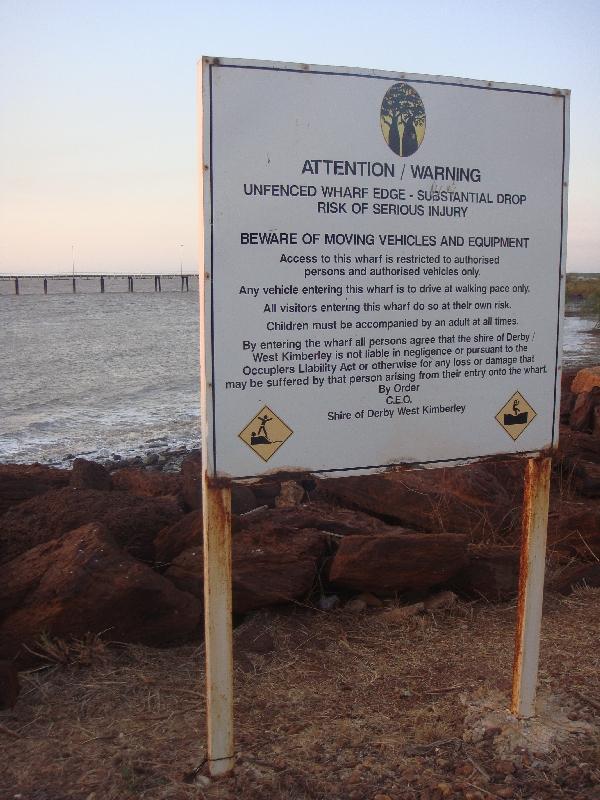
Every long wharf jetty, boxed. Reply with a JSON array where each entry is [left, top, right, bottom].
[[0, 273, 199, 296]]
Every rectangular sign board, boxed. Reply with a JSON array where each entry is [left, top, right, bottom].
[[199, 58, 569, 479]]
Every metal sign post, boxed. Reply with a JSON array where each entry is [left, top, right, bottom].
[[511, 456, 552, 718], [201, 478, 234, 776]]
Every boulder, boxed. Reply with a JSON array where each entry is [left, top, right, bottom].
[[0, 660, 20, 709], [111, 467, 183, 498], [548, 499, 600, 558], [0, 537, 59, 617], [70, 458, 112, 491], [317, 465, 516, 539], [156, 501, 389, 569], [232, 483, 258, 515], [233, 528, 326, 612], [572, 460, 600, 498], [249, 472, 315, 508], [251, 480, 282, 508], [0, 463, 70, 517], [236, 501, 388, 537], [166, 528, 328, 613], [275, 481, 305, 508], [452, 546, 520, 601], [484, 459, 525, 508], [180, 451, 203, 510], [0, 487, 183, 566], [571, 366, 600, 395], [549, 562, 600, 594], [0, 523, 202, 662], [329, 532, 468, 593], [560, 367, 579, 423], [556, 424, 600, 465], [569, 386, 600, 432], [553, 425, 600, 499], [154, 511, 202, 567]]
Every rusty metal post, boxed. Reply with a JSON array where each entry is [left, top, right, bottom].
[[202, 479, 234, 776], [511, 455, 552, 718]]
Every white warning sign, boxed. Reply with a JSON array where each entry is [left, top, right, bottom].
[[199, 57, 569, 479]]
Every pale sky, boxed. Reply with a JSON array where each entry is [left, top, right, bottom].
[[1, 0, 599, 274]]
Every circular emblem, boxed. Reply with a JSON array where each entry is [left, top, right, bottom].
[[380, 82, 426, 157]]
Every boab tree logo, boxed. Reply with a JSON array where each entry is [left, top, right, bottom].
[[380, 82, 426, 157]]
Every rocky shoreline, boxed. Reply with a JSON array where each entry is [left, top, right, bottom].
[[1, 366, 600, 706]]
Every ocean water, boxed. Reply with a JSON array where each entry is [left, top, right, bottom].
[[0, 292, 201, 465], [0, 293, 598, 465]]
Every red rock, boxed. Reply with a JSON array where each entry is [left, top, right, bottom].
[[593, 405, 600, 436], [329, 532, 468, 593], [154, 511, 202, 567], [560, 367, 579, 423], [557, 424, 600, 464], [0, 487, 183, 566], [317, 465, 515, 539], [484, 459, 524, 508], [234, 527, 326, 612], [0, 463, 69, 517], [236, 501, 389, 537], [0, 537, 59, 616], [164, 547, 202, 597], [452, 546, 520, 601], [571, 366, 600, 394], [180, 451, 203, 510], [549, 562, 600, 594], [573, 460, 600, 497], [245, 475, 316, 509], [553, 425, 600, 499], [111, 467, 183, 498], [166, 528, 328, 613], [548, 499, 600, 558], [0, 523, 202, 662], [251, 480, 282, 507], [156, 501, 389, 570], [232, 483, 258, 515], [275, 481, 305, 507], [569, 386, 600, 432], [0, 660, 20, 709], [70, 458, 112, 491]]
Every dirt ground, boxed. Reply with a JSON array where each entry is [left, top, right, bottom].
[[1, 589, 599, 800]]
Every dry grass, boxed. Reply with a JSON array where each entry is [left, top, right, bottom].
[[1, 590, 599, 800]]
